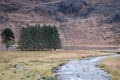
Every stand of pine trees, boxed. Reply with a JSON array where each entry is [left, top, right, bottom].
[[18, 24, 61, 51]]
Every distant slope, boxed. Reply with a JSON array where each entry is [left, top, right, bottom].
[[0, 0, 120, 46]]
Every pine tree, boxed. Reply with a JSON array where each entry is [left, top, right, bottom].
[[18, 27, 30, 50], [51, 26, 61, 50], [1, 28, 15, 50]]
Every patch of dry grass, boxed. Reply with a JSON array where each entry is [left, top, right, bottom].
[[98, 56, 120, 80], [0, 50, 112, 80]]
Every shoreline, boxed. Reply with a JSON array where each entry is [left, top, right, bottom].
[[56, 54, 120, 80]]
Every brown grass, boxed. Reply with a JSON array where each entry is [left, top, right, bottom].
[[98, 56, 120, 80], [0, 50, 112, 80]]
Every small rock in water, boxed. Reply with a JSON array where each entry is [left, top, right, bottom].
[[97, 72, 99, 74], [77, 74, 80, 77], [82, 68, 86, 72]]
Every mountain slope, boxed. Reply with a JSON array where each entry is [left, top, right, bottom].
[[0, 0, 120, 46]]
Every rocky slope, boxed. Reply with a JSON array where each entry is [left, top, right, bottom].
[[0, 0, 120, 46]]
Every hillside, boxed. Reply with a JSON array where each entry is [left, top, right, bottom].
[[0, 0, 120, 46]]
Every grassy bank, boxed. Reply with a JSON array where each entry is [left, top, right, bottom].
[[97, 56, 120, 80], [0, 50, 111, 80]]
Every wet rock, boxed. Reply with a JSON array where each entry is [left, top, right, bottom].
[[77, 74, 80, 77], [52, 67, 59, 73], [48, 77, 54, 80]]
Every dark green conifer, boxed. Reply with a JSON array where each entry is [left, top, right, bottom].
[[1, 28, 15, 50]]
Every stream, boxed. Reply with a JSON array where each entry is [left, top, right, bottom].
[[56, 54, 120, 80]]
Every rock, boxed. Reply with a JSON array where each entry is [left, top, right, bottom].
[[48, 77, 54, 80], [12, 64, 25, 70], [37, 75, 46, 80], [13, 64, 17, 68], [77, 74, 80, 77]]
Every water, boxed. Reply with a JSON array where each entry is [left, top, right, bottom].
[[56, 54, 120, 80]]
